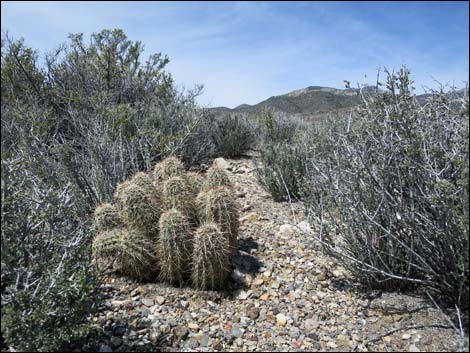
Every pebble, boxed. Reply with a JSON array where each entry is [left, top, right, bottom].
[[276, 313, 287, 327], [77, 159, 462, 353], [141, 298, 154, 307]]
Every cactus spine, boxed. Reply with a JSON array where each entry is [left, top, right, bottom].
[[92, 156, 240, 290], [94, 203, 122, 232], [157, 208, 192, 285], [196, 187, 239, 254], [191, 222, 231, 290]]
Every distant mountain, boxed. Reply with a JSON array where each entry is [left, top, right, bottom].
[[208, 86, 467, 120], [209, 86, 377, 120]]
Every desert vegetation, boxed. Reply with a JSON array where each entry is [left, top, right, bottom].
[[1, 27, 468, 352], [256, 68, 469, 311]]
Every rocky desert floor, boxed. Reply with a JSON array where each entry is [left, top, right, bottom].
[[73, 157, 468, 352]]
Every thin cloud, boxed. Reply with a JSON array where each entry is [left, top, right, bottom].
[[2, 1, 468, 107]]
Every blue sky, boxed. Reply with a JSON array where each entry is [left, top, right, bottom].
[[2, 1, 469, 108]]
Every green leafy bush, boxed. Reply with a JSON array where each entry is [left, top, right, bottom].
[[302, 68, 469, 308], [1, 158, 101, 352]]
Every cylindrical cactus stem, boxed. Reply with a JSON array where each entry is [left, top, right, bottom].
[[118, 228, 158, 281], [92, 228, 122, 261], [92, 228, 157, 280], [157, 208, 193, 285], [203, 164, 233, 190], [118, 183, 162, 237], [153, 156, 185, 183], [162, 176, 197, 224], [196, 187, 239, 255], [184, 171, 204, 197], [191, 222, 231, 290], [131, 171, 162, 200], [94, 203, 122, 232]]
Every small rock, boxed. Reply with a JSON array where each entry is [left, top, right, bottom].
[[326, 341, 338, 349], [409, 344, 420, 352], [173, 326, 189, 340], [213, 339, 223, 350], [279, 224, 295, 235], [98, 345, 113, 352], [188, 322, 199, 330], [252, 277, 264, 286], [213, 157, 231, 170], [234, 289, 251, 300], [231, 324, 244, 338], [155, 296, 166, 305], [304, 318, 319, 331], [113, 326, 126, 336], [402, 333, 411, 340], [298, 221, 311, 233], [240, 212, 259, 223], [110, 337, 123, 348], [199, 333, 210, 347], [141, 298, 154, 307], [247, 306, 259, 320], [260, 293, 269, 301], [276, 313, 287, 326]]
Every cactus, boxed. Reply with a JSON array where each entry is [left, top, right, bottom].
[[92, 157, 241, 290], [114, 180, 131, 212], [153, 156, 184, 183], [157, 208, 192, 285], [184, 171, 204, 196], [119, 228, 157, 281], [162, 176, 197, 223], [92, 228, 122, 261], [191, 222, 231, 290], [118, 183, 162, 236], [203, 164, 232, 190], [93, 228, 157, 280], [131, 171, 161, 200], [196, 187, 239, 254], [94, 203, 122, 231]]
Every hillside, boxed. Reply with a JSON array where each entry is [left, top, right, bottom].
[[209, 86, 375, 119], [209, 86, 467, 120]]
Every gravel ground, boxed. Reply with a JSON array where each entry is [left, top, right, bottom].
[[74, 157, 468, 352]]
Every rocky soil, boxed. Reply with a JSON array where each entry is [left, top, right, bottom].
[[75, 157, 468, 352]]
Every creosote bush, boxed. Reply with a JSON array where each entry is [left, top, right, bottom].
[[92, 156, 238, 289]]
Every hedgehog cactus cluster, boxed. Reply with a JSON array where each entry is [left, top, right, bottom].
[[92, 157, 239, 289]]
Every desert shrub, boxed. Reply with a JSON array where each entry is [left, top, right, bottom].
[[212, 114, 255, 157], [255, 140, 308, 201], [253, 109, 300, 145], [1, 157, 101, 352], [1, 30, 212, 211], [302, 68, 469, 308]]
